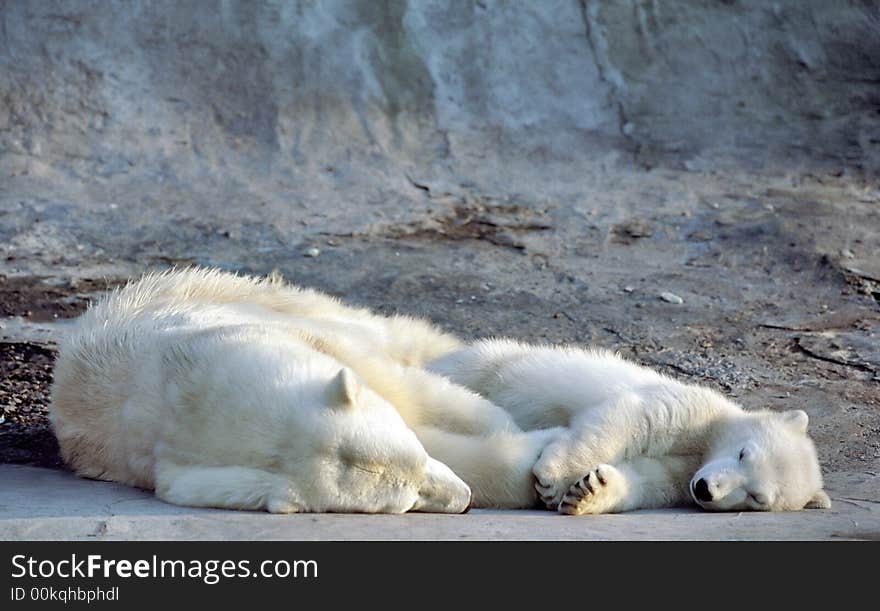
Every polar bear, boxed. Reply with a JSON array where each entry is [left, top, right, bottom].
[[50, 268, 559, 513], [427, 339, 831, 514]]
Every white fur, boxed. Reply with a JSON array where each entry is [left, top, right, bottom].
[[428, 339, 830, 514], [50, 269, 559, 513]]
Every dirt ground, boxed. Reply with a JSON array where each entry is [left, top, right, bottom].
[[1, 166, 878, 492]]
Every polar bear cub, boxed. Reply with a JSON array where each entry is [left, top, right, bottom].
[[51, 269, 558, 513], [428, 339, 831, 514]]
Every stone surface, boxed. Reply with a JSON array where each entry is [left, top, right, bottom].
[[2, 1, 878, 179], [1, 466, 878, 541]]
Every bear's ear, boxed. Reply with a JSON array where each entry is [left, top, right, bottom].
[[804, 489, 831, 509], [780, 409, 809, 434], [325, 368, 359, 409]]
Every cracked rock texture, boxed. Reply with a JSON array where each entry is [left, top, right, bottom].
[[0, 1, 878, 532], [3, 1, 879, 186]]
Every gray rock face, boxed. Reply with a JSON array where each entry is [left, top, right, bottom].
[[1, 0, 877, 181]]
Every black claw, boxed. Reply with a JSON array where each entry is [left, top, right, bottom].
[[560, 502, 581, 515]]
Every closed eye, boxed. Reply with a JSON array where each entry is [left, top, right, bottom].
[[352, 464, 384, 476]]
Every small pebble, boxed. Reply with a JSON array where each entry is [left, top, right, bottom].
[[840, 248, 854, 259], [303, 247, 320, 258], [623, 285, 634, 293], [660, 291, 684, 304]]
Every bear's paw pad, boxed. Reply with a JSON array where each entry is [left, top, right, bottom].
[[533, 463, 568, 509], [558, 464, 623, 515]]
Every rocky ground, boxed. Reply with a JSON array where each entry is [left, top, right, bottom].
[[1, 164, 878, 490]]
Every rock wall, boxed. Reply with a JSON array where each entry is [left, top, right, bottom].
[[1, 0, 878, 183]]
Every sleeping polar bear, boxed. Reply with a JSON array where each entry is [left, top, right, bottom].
[[428, 339, 831, 514], [51, 267, 829, 514], [50, 268, 559, 513]]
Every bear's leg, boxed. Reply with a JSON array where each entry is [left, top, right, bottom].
[[532, 423, 622, 507], [401, 367, 523, 435], [155, 463, 302, 513], [558, 455, 701, 515], [531, 393, 656, 507], [414, 425, 565, 508]]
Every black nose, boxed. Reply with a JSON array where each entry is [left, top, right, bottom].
[[693, 478, 713, 503]]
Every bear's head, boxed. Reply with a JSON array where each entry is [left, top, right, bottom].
[[280, 368, 472, 514], [689, 410, 830, 511]]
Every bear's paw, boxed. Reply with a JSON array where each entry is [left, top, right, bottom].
[[558, 464, 626, 515]]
